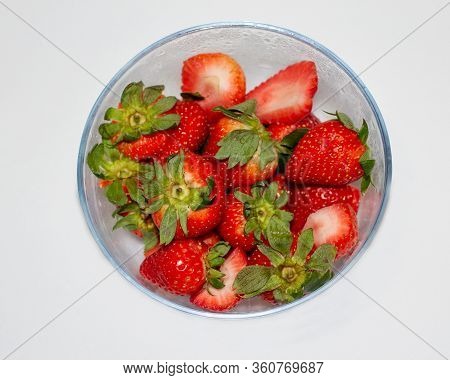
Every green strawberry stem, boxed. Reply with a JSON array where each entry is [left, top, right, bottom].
[[99, 82, 180, 144], [233, 228, 337, 303], [87, 142, 140, 180], [144, 151, 214, 245], [213, 100, 286, 170], [112, 202, 159, 251], [205, 242, 231, 290], [323, 110, 375, 193], [234, 181, 293, 254]]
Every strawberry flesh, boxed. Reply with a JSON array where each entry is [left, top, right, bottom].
[[246, 61, 318, 124], [182, 53, 246, 121], [190, 247, 247, 311], [303, 203, 358, 258], [289, 185, 361, 233]]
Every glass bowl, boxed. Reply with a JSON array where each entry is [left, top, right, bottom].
[[77, 22, 392, 318]]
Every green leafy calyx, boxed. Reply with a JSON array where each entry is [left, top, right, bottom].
[[87, 142, 140, 180], [145, 151, 214, 245], [214, 101, 283, 170], [205, 242, 231, 290], [234, 229, 337, 303], [99, 82, 180, 144], [234, 181, 293, 254], [112, 202, 159, 251]]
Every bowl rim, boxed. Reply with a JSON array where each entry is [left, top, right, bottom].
[[77, 22, 392, 319]]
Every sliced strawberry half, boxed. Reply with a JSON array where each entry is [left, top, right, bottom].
[[289, 185, 361, 234], [303, 203, 358, 259], [246, 61, 318, 124], [190, 247, 247, 311], [182, 53, 246, 121]]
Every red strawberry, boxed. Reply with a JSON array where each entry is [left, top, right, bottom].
[[203, 101, 281, 188], [218, 194, 255, 251], [140, 239, 208, 295], [272, 174, 288, 192], [218, 181, 293, 253], [215, 159, 278, 189], [118, 100, 209, 161], [289, 186, 361, 233], [150, 151, 224, 244], [285, 116, 374, 190], [303, 203, 358, 258], [181, 53, 246, 121], [116, 131, 168, 161], [191, 247, 247, 311], [248, 249, 276, 303], [267, 114, 321, 142], [246, 61, 318, 124]]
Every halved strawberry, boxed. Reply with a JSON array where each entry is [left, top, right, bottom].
[[303, 203, 358, 258], [289, 186, 361, 234], [246, 61, 318, 124], [182, 53, 246, 121], [191, 247, 247, 311]]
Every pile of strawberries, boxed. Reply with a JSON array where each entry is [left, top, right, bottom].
[[87, 52, 374, 311]]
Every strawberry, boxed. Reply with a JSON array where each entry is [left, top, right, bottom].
[[234, 229, 336, 303], [116, 131, 168, 161], [246, 61, 318, 124], [289, 186, 361, 234], [285, 112, 375, 192], [218, 181, 293, 253], [303, 203, 358, 258], [117, 100, 209, 161], [217, 194, 255, 251], [97, 82, 180, 156], [96, 82, 209, 161], [267, 114, 321, 142], [164, 101, 209, 152], [181, 53, 246, 121], [149, 151, 224, 244], [203, 100, 284, 188], [191, 247, 247, 311], [140, 239, 207, 295]]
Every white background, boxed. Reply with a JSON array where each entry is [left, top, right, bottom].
[[0, 0, 449, 360]]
